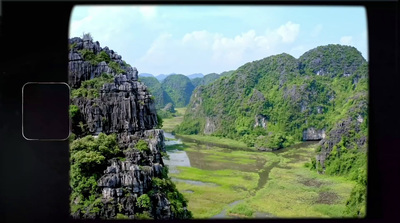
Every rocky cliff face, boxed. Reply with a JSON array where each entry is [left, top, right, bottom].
[[316, 91, 368, 169], [69, 37, 138, 88], [69, 36, 190, 219], [71, 74, 158, 147], [94, 129, 175, 220], [303, 127, 325, 141]]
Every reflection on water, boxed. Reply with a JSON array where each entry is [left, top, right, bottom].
[[163, 147, 190, 174], [163, 132, 266, 172], [164, 132, 182, 146], [164, 132, 176, 139]]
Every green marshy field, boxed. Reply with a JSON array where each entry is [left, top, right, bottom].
[[161, 107, 186, 132], [162, 109, 356, 218], [164, 139, 355, 218]]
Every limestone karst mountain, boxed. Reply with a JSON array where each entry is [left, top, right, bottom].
[[175, 44, 368, 215], [138, 76, 173, 110], [68, 35, 191, 220], [177, 44, 367, 154]]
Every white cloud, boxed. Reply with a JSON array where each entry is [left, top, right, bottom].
[[70, 6, 134, 39], [135, 21, 301, 74], [69, 6, 165, 70], [277, 21, 300, 43], [182, 30, 218, 49], [340, 36, 353, 45]]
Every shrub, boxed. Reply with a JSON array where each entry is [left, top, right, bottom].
[[345, 183, 366, 217], [309, 157, 317, 170], [97, 51, 110, 63], [227, 203, 254, 217], [116, 213, 130, 219], [175, 119, 200, 135], [69, 42, 77, 50], [156, 114, 163, 128], [69, 105, 80, 118], [78, 48, 112, 66], [135, 212, 152, 219], [265, 132, 287, 149], [70, 133, 122, 215], [71, 73, 114, 99], [136, 194, 151, 209], [78, 49, 97, 65], [109, 61, 124, 74], [136, 139, 149, 152]]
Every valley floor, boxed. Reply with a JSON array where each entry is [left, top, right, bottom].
[[161, 113, 356, 218], [161, 107, 186, 132], [165, 141, 355, 218]]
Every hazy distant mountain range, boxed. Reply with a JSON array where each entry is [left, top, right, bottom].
[[139, 73, 204, 82]]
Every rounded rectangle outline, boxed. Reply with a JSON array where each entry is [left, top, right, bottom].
[[22, 82, 72, 141]]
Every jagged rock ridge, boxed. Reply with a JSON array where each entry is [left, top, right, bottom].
[[71, 74, 158, 145], [69, 36, 190, 219], [69, 36, 137, 88]]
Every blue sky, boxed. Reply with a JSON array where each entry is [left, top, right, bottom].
[[69, 5, 368, 76]]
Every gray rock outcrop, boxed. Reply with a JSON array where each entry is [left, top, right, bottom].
[[315, 90, 368, 170], [162, 103, 175, 113], [303, 127, 325, 141], [316, 116, 366, 169], [96, 138, 173, 219], [71, 74, 158, 146], [204, 116, 218, 135], [254, 114, 268, 129], [68, 37, 137, 88]]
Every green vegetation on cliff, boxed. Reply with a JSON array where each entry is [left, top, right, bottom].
[[69, 134, 192, 219], [175, 44, 368, 217], [139, 76, 173, 109], [161, 74, 195, 108], [71, 73, 114, 99], [177, 45, 366, 148], [78, 49, 111, 66], [192, 73, 221, 87], [70, 133, 122, 215], [140, 72, 230, 110]]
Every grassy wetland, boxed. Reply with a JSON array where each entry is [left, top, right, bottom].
[[162, 111, 356, 219]]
